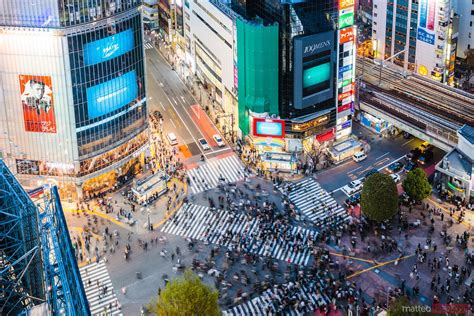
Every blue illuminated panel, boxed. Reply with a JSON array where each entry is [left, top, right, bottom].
[[87, 70, 138, 119], [256, 121, 283, 137], [83, 29, 134, 66]]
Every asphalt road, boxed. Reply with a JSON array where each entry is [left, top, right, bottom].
[[145, 43, 232, 164]]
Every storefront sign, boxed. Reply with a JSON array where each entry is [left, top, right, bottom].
[[338, 91, 352, 101], [292, 115, 328, 132], [340, 27, 354, 44], [339, 10, 354, 29], [339, 0, 355, 10], [338, 103, 351, 113], [46, 162, 74, 171], [338, 64, 353, 74], [253, 118, 285, 138]]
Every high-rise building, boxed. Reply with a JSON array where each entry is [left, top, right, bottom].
[[232, 0, 355, 153], [143, 0, 160, 30], [372, 0, 458, 85], [0, 0, 149, 199], [454, 0, 474, 59]]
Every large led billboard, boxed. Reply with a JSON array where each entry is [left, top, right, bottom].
[[87, 70, 138, 120], [83, 29, 135, 66], [303, 63, 331, 96], [253, 118, 285, 138], [293, 31, 335, 109], [417, 0, 435, 45], [19, 75, 56, 133]]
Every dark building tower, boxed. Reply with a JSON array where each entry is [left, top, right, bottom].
[[234, 0, 355, 153]]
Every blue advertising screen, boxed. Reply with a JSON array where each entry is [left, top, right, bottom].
[[256, 121, 283, 137], [83, 29, 134, 66], [87, 70, 138, 119], [303, 62, 331, 88]]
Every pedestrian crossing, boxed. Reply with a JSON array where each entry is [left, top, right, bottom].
[[277, 177, 350, 227], [161, 203, 316, 266], [144, 42, 154, 50], [80, 260, 122, 316], [222, 282, 329, 316], [187, 155, 249, 194]]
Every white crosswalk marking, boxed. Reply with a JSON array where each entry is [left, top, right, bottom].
[[80, 261, 122, 316], [277, 177, 349, 227], [162, 203, 315, 266], [144, 42, 153, 50], [222, 281, 329, 316], [187, 155, 249, 194]]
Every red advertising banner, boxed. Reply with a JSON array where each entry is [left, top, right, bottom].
[[340, 27, 354, 44], [339, 0, 355, 10], [338, 91, 353, 101], [338, 103, 352, 112], [19, 75, 56, 133]]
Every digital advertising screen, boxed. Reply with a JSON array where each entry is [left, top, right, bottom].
[[87, 70, 138, 120], [253, 118, 285, 138], [19, 75, 56, 133], [83, 29, 135, 66], [293, 31, 335, 109], [303, 62, 331, 96]]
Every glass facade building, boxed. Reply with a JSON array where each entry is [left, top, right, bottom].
[[0, 1, 148, 198]]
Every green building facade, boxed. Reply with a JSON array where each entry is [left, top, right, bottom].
[[236, 18, 279, 136]]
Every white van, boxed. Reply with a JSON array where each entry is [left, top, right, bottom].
[[167, 133, 178, 146], [352, 151, 367, 162]]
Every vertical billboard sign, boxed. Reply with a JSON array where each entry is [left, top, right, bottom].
[[417, 0, 435, 45], [339, 0, 355, 10], [19, 75, 56, 133]]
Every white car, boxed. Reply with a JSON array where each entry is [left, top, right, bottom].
[[390, 173, 401, 183], [342, 180, 363, 196], [213, 134, 225, 147], [198, 138, 210, 151], [352, 151, 367, 162]]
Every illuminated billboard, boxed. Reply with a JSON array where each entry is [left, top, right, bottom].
[[83, 29, 135, 66], [253, 118, 285, 138], [339, 10, 354, 29], [293, 31, 335, 109], [19, 75, 56, 133], [339, 0, 355, 10], [417, 0, 435, 45], [87, 70, 138, 119], [340, 27, 354, 44]]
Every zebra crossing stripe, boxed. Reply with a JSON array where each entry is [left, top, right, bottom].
[[162, 204, 315, 266], [187, 156, 248, 194], [144, 42, 154, 49], [80, 261, 122, 316], [277, 177, 349, 227]]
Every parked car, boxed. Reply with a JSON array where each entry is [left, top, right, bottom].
[[417, 150, 433, 165], [345, 192, 361, 207], [404, 161, 417, 172], [352, 151, 367, 162], [390, 173, 401, 183], [386, 161, 404, 173], [364, 169, 379, 180], [342, 180, 364, 196], [198, 138, 210, 151], [213, 134, 225, 147]]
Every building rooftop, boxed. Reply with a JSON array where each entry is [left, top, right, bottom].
[[442, 148, 473, 179], [459, 124, 474, 145]]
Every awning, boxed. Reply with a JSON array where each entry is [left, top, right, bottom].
[[316, 129, 335, 143]]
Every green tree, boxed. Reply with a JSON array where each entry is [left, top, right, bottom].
[[147, 270, 220, 316], [361, 173, 398, 222], [402, 168, 432, 202]]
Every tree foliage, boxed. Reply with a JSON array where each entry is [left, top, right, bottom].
[[361, 173, 398, 222], [148, 270, 220, 316], [402, 168, 432, 202]]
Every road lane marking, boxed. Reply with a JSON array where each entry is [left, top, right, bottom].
[[376, 152, 389, 160], [373, 157, 390, 167], [347, 166, 362, 174], [402, 138, 414, 146]]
